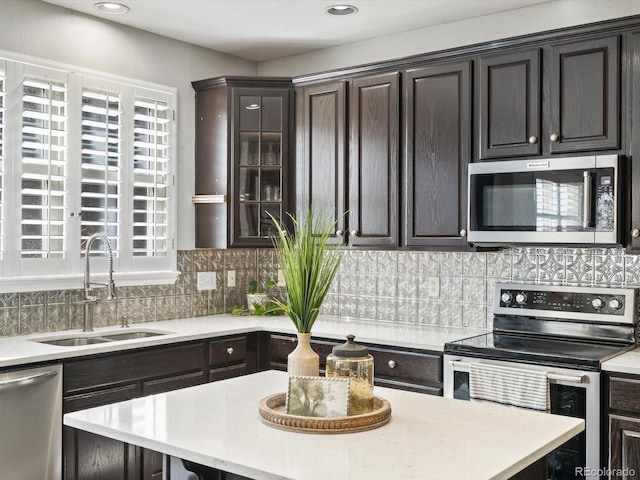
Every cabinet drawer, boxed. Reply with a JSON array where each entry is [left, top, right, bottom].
[[64, 343, 205, 394], [142, 371, 207, 396], [64, 383, 138, 413], [209, 336, 247, 366], [609, 376, 640, 415], [369, 347, 442, 385], [268, 334, 297, 363], [210, 364, 249, 382]]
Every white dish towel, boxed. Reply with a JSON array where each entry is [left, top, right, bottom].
[[469, 362, 549, 411]]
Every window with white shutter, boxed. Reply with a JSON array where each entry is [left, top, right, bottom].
[[81, 89, 121, 256], [20, 77, 68, 260], [132, 95, 170, 258], [0, 53, 177, 292]]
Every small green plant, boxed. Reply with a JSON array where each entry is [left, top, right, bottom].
[[230, 304, 283, 316], [268, 208, 345, 333], [249, 279, 278, 294]]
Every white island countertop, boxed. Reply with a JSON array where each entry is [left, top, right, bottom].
[[64, 370, 584, 480]]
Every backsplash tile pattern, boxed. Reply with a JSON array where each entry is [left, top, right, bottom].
[[324, 247, 640, 330], [0, 247, 639, 338]]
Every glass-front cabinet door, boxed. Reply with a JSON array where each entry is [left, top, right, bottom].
[[232, 87, 290, 246]]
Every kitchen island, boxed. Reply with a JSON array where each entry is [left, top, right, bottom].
[[64, 370, 583, 480]]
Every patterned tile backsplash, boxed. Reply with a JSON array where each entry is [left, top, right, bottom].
[[1, 247, 639, 337]]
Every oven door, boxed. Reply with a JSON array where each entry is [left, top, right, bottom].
[[443, 354, 600, 478], [467, 154, 621, 246]]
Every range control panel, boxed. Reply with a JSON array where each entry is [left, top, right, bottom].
[[494, 283, 637, 324]]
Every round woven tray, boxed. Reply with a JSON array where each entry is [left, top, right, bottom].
[[258, 393, 391, 434]]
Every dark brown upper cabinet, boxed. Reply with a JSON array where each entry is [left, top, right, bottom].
[[479, 49, 541, 159], [548, 35, 620, 154], [348, 72, 400, 247], [296, 74, 400, 247], [478, 35, 620, 160], [192, 77, 293, 248], [404, 61, 472, 248], [626, 29, 640, 253], [295, 81, 348, 237]]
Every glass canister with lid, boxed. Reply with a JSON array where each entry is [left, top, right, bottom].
[[325, 335, 374, 415]]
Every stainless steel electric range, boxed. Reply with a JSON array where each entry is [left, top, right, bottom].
[[444, 283, 638, 480]]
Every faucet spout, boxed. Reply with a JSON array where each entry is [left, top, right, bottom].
[[83, 233, 117, 332]]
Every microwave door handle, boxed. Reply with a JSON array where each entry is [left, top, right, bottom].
[[583, 171, 595, 228]]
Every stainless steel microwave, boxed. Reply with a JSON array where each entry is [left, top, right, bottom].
[[467, 155, 623, 247]]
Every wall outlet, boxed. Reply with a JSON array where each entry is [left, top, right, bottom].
[[428, 276, 440, 297], [277, 269, 285, 287], [227, 270, 236, 288], [197, 272, 216, 291]]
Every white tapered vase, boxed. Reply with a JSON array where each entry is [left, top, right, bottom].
[[287, 332, 319, 377]]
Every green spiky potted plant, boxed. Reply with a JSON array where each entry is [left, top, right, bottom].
[[269, 209, 345, 377]]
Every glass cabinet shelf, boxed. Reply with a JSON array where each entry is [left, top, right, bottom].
[[235, 90, 289, 240]]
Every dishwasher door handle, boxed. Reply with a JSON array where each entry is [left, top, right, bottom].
[[0, 369, 58, 392]]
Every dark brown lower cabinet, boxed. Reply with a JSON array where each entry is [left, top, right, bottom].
[[606, 374, 640, 478], [264, 332, 443, 395], [209, 334, 259, 381], [63, 335, 259, 480]]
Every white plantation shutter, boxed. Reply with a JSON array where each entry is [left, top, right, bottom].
[[0, 54, 176, 291], [132, 94, 170, 258], [81, 89, 121, 256], [20, 76, 68, 260]]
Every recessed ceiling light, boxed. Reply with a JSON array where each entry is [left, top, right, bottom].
[[94, 2, 130, 14], [326, 4, 359, 16]]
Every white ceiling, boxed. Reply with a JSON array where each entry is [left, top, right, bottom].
[[41, 0, 556, 62]]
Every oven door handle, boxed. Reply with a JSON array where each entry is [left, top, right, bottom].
[[448, 360, 585, 384]]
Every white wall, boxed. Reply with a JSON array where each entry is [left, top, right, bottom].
[[257, 0, 640, 77], [0, 0, 257, 250]]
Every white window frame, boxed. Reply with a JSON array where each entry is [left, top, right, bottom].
[[0, 51, 177, 292]]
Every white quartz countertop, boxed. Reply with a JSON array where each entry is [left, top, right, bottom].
[[602, 347, 640, 375], [0, 314, 485, 369], [64, 370, 584, 480]]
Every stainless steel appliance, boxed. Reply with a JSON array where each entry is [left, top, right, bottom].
[[444, 283, 637, 479], [467, 155, 623, 246], [0, 363, 62, 480]]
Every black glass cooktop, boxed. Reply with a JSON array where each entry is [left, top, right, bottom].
[[444, 332, 632, 371]]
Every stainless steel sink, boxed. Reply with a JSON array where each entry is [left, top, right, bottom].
[[100, 331, 166, 341], [30, 329, 173, 347], [39, 337, 111, 346]]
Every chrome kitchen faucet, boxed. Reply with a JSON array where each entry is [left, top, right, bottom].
[[82, 233, 117, 332]]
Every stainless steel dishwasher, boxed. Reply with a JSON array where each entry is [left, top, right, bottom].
[[0, 363, 62, 480]]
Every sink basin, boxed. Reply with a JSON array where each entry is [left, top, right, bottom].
[[30, 329, 173, 347], [100, 331, 166, 341], [40, 337, 111, 347]]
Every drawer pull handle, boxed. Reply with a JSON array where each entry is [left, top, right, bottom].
[[388, 360, 396, 369], [226, 347, 234, 355]]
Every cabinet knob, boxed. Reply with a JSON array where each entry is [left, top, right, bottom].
[[388, 360, 397, 369], [528, 136, 538, 144], [226, 347, 234, 355], [350, 230, 359, 237], [550, 133, 560, 142], [632, 228, 640, 238], [459, 229, 467, 237], [335, 230, 344, 237]]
